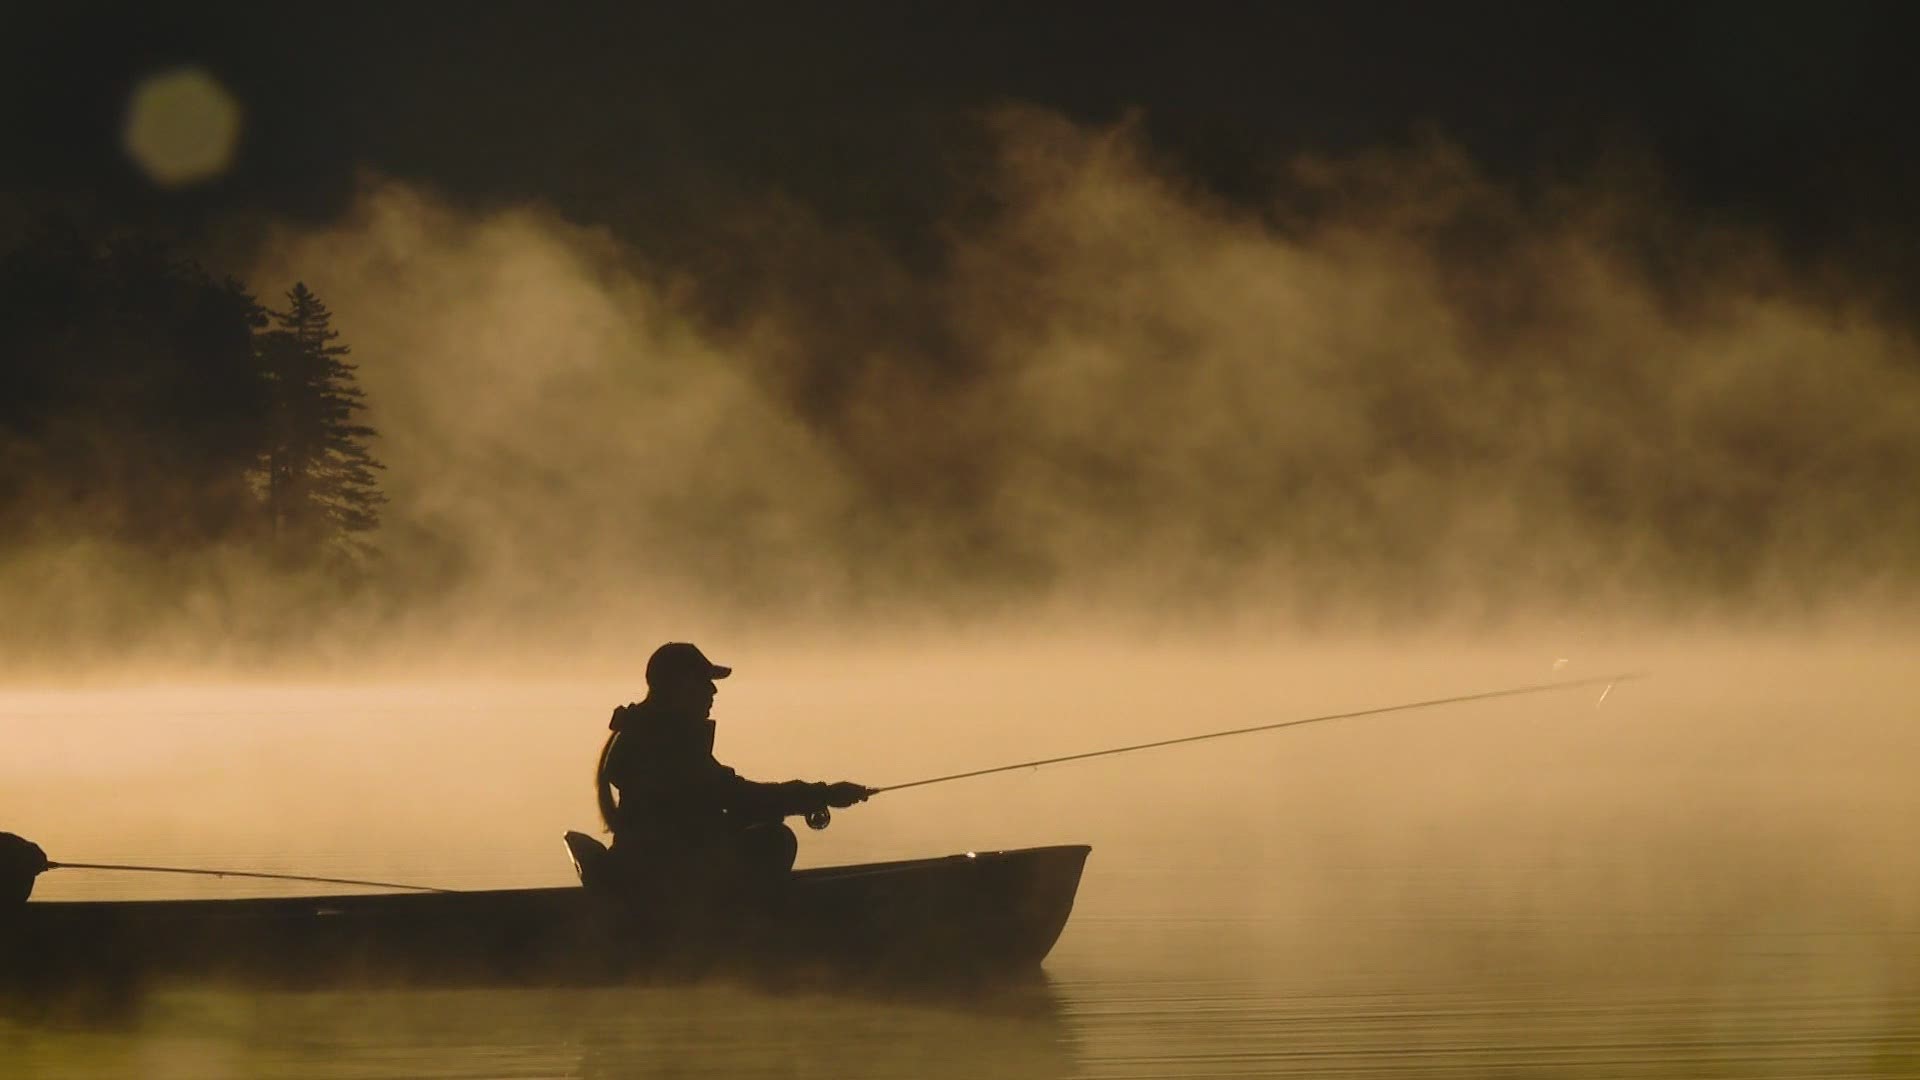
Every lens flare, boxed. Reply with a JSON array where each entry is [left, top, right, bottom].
[[123, 68, 242, 187]]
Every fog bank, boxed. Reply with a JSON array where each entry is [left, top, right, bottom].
[[7, 110, 1920, 672]]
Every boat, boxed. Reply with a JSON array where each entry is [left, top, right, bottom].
[[1, 839, 1091, 993]]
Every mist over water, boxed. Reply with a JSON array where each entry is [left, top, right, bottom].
[[12, 632, 1917, 902], [8, 111, 1920, 672], [6, 635, 1918, 1075], [274, 112, 1919, 628]]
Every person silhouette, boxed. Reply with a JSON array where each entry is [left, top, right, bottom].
[[1, 833, 48, 904], [593, 643, 872, 900]]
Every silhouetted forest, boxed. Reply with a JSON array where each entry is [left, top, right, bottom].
[[0, 220, 383, 573]]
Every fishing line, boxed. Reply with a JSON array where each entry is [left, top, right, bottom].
[[873, 672, 1644, 795], [46, 860, 453, 893]]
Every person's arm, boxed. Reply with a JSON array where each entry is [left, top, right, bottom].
[[623, 723, 870, 823], [716, 773, 872, 824]]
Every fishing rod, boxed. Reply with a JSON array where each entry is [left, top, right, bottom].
[[45, 860, 453, 893], [873, 671, 1644, 795]]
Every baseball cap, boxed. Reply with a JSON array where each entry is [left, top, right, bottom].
[[645, 642, 732, 688]]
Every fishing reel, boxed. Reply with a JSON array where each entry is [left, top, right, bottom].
[[804, 808, 832, 831]]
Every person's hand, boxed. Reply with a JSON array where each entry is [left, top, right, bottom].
[[824, 782, 874, 809]]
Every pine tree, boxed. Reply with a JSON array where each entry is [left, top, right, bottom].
[[259, 283, 385, 561], [0, 222, 271, 547]]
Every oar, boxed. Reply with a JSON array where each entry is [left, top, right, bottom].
[[44, 859, 453, 893], [872, 671, 1644, 795]]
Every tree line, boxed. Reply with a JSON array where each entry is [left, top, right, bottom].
[[0, 221, 384, 571]]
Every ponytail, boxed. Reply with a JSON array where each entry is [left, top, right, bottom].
[[594, 731, 621, 833]]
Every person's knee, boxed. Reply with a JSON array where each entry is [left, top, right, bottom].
[[743, 823, 797, 874]]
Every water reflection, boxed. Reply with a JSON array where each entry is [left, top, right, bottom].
[[573, 980, 1074, 1080], [11, 933, 1919, 1079], [4, 978, 1077, 1080]]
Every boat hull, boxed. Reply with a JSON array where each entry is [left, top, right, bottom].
[[1, 845, 1090, 992]]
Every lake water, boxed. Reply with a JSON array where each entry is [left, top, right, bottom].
[[5, 635, 1918, 1077]]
